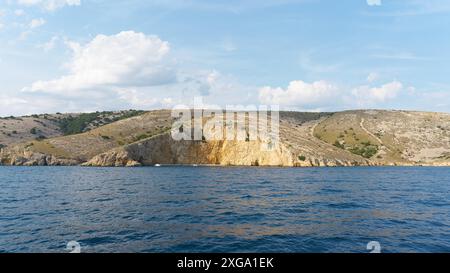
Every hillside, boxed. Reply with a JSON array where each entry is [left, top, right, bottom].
[[0, 110, 145, 148], [1, 109, 449, 167]]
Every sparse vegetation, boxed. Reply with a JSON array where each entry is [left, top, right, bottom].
[[111, 110, 146, 122], [333, 140, 345, 149], [0, 110, 449, 167], [58, 113, 104, 135], [349, 144, 379, 159], [135, 133, 151, 142], [25, 143, 34, 149], [58, 110, 145, 135], [438, 153, 450, 160]]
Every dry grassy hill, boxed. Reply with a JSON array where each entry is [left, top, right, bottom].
[[0, 114, 65, 148], [313, 110, 450, 165], [0, 110, 145, 148], [1, 109, 449, 167]]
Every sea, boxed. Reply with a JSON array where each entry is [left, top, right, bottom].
[[0, 166, 449, 253]]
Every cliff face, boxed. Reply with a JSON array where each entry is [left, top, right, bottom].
[[1, 110, 450, 167], [0, 147, 79, 166], [83, 133, 295, 167], [83, 132, 375, 167]]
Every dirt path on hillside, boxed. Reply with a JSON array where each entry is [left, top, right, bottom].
[[360, 118, 392, 153]]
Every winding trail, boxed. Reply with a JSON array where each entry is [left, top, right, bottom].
[[310, 121, 319, 138], [360, 118, 392, 153]]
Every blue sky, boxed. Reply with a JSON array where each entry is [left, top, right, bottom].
[[0, 0, 449, 115]]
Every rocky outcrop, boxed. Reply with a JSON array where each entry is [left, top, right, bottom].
[[83, 133, 295, 167], [1, 110, 450, 167], [82, 149, 141, 167], [83, 133, 382, 167], [0, 148, 79, 166]]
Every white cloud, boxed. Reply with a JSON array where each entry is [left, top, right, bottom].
[[367, 0, 381, 6], [18, 31, 258, 113], [26, 31, 175, 93], [29, 18, 45, 28], [367, 72, 378, 83], [38, 35, 59, 51], [17, 0, 81, 11], [352, 81, 403, 104], [259, 80, 337, 108], [258, 79, 406, 110]]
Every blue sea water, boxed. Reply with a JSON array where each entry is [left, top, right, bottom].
[[0, 166, 449, 253]]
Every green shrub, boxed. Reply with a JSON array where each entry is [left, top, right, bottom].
[[25, 143, 34, 148], [349, 145, 378, 159], [135, 133, 150, 141], [58, 113, 102, 135], [333, 140, 345, 149], [298, 155, 307, 161], [361, 141, 372, 147], [58, 110, 145, 136]]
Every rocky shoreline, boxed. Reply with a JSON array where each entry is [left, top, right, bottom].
[[1, 110, 450, 168], [2, 146, 449, 168]]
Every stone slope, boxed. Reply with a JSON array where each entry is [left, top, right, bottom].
[[313, 110, 450, 166], [1, 109, 450, 167], [0, 110, 146, 148]]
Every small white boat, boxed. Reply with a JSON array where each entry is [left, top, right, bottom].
[[154, 164, 161, 167]]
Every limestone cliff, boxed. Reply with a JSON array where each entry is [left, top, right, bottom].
[[1, 110, 450, 167], [83, 133, 295, 167], [0, 146, 79, 166]]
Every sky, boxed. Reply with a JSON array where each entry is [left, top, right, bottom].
[[0, 0, 449, 116]]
